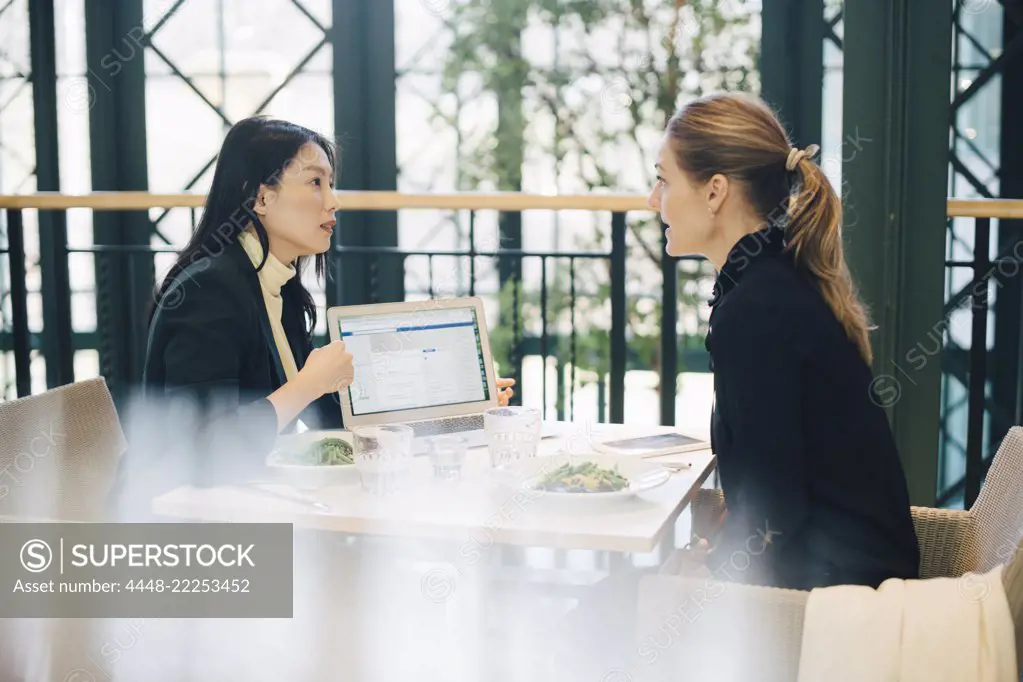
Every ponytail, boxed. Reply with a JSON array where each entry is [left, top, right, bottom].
[[786, 153, 875, 365], [667, 93, 875, 366]]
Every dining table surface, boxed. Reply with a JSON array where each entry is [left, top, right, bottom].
[[151, 421, 717, 554]]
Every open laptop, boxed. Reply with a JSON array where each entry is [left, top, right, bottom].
[[327, 296, 535, 449]]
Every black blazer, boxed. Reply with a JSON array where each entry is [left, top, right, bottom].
[[111, 240, 342, 515], [703, 226, 920, 590]]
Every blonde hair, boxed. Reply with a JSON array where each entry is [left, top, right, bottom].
[[667, 92, 874, 365]]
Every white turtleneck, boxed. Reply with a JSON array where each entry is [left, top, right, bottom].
[[237, 229, 299, 382]]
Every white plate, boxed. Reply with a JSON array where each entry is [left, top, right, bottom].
[[265, 430, 359, 490], [489, 452, 672, 506]]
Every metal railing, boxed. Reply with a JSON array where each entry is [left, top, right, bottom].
[[2, 192, 1023, 509], [0, 192, 699, 428], [944, 199, 1023, 507]]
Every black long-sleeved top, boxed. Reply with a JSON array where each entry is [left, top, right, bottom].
[[703, 226, 920, 590], [109, 240, 342, 517]]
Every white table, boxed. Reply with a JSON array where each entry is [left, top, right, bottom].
[[148, 422, 717, 681], [152, 422, 716, 554]]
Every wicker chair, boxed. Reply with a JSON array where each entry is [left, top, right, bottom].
[[0, 377, 127, 682], [635, 426, 1023, 680], [914, 426, 1023, 578], [0, 377, 126, 523]]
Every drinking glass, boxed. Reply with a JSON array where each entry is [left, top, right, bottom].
[[352, 424, 414, 494], [427, 435, 467, 481], [484, 406, 542, 468]]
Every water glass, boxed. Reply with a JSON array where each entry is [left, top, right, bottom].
[[484, 406, 542, 468], [427, 435, 467, 481], [352, 424, 414, 494]]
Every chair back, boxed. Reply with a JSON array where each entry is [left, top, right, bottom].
[[635, 574, 808, 682], [971, 426, 1023, 573], [0, 377, 126, 522]]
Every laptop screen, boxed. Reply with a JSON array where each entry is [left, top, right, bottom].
[[336, 305, 491, 417]]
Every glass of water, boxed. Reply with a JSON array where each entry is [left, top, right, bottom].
[[427, 435, 467, 481], [352, 424, 414, 494], [484, 406, 542, 468]]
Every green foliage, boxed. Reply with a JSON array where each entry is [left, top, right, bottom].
[[439, 0, 759, 385]]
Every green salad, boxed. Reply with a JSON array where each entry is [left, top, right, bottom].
[[278, 437, 354, 466], [535, 461, 629, 493]]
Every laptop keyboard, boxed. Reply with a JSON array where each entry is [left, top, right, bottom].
[[409, 414, 485, 438]]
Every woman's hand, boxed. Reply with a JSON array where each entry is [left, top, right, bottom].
[[268, 340, 353, 432], [298, 339, 355, 397], [497, 377, 516, 406]]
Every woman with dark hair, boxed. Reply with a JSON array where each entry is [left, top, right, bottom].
[[114, 117, 513, 511], [144, 117, 351, 443], [110, 117, 354, 507]]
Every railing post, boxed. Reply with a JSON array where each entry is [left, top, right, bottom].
[[540, 255, 549, 420], [468, 210, 477, 297], [660, 224, 678, 426], [7, 209, 32, 397], [512, 272, 523, 404], [37, 213, 75, 389], [965, 216, 991, 508], [569, 257, 576, 422], [610, 212, 627, 424], [556, 359, 566, 422]]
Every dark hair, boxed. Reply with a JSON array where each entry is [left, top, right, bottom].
[[667, 92, 873, 364], [150, 116, 337, 339]]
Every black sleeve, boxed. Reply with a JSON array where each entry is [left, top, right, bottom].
[[288, 316, 344, 431], [152, 276, 280, 486], [301, 392, 345, 430], [705, 300, 810, 580]]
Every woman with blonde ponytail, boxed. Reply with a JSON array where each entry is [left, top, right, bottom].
[[549, 93, 922, 680], [648, 92, 919, 590]]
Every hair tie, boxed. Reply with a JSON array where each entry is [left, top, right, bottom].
[[785, 144, 820, 172]]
